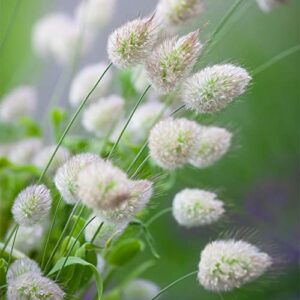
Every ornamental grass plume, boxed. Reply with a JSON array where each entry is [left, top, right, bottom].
[[182, 64, 251, 114], [69, 62, 112, 107], [189, 126, 232, 168], [82, 94, 125, 136], [256, 0, 288, 12], [54, 153, 101, 204], [7, 272, 65, 300], [122, 279, 160, 300], [148, 118, 201, 169], [12, 184, 52, 226], [145, 30, 202, 93], [0, 85, 37, 122], [198, 239, 272, 292], [107, 16, 158, 69], [172, 188, 225, 227]]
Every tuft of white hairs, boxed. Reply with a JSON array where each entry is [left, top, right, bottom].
[[172, 188, 225, 227], [12, 184, 52, 226], [198, 239, 272, 292], [0, 85, 37, 122], [69, 62, 112, 107]]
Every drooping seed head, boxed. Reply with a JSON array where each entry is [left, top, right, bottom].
[[7, 272, 65, 300], [82, 94, 124, 136], [108, 16, 158, 69], [7, 258, 42, 284], [172, 188, 225, 227], [183, 64, 251, 113], [0, 85, 37, 122], [198, 239, 272, 292], [145, 30, 202, 93], [12, 184, 52, 226], [69, 62, 112, 107], [189, 126, 232, 168], [256, 0, 288, 12], [97, 179, 153, 224], [122, 279, 160, 300], [84, 214, 127, 248], [149, 118, 201, 169], [54, 153, 101, 204], [33, 145, 70, 174]]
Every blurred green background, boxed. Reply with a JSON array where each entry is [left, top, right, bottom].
[[0, 0, 299, 299]]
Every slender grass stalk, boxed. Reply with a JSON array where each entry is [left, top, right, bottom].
[[151, 270, 198, 300], [37, 62, 113, 184], [126, 141, 148, 174], [0, 223, 18, 254], [107, 84, 151, 159], [54, 216, 96, 280], [6, 225, 19, 272], [91, 222, 104, 244], [130, 154, 150, 179], [41, 196, 64, 269], [146, 207, 172, 227]]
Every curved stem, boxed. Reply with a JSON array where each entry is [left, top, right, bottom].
[[1, 223, 18, 254], [146, 207, 172, 227], [91, 222, 104, 244], [37, 62, 113, 183], [130, 154, 150, 179], [151, 270, 198, 300], [6, 225, 19, 272]]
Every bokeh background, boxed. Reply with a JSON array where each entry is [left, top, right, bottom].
[[0, 0, 299, 299]]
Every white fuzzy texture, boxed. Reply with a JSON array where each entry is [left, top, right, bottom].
[[0, 85, 37, 122], [131, 65, 151, 93], [122, 279, 160, 300], [54, 153, 101, 204], [149, 118, 201, 169], [156, 0, 204, 28], [7, 258, 41, 284], [69, 62, 112, 107], [7, 272, 65, 300], [256, 0, 287, 12], [32, 13, 93, 65], [198, 239, 272, 292], [84, 214, 126, 248], [8, 138, 43, 165], [172, 189, 225, 227], [189, 126, 232, 168], [75, 0, 116, 30], [82, 94, 124, 136], [33, 145, 70, 174], [12, 185, 52, 226], [128, 101, 169, 142], [145, 30, 202, 93], [97, 179, 153, 224], [183, 64, 251, 113], [107, 16, 158, 69]]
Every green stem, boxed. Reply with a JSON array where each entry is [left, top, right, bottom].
[[6, 225, 19, 272], [253, 44, 300, 75], [126, 141, 148, 175], [0, 224, 18, 255], [107, 84, 151, 159], [151, 270, 198, 300], [37, 62, 113, 184], [91, 222, 104, 244], [130, 154, 150, 179], [146, 207, 172, 227]]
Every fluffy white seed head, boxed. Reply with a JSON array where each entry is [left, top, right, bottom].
[[75, 0, 116, 30], [96, 179, 153, 224], [12, 185, 52, 226], [145, 30, 202, 93], [122, 279, 160, 300], [69, 62, 112, 107], [256, 0, 288, 12], [7, 258, 41, 284], [84, 214, 127, 248], [198, 239, 272, 292], [82, 94, 124, 136], [156, 0, 204, 29], [8, 138, 43, 165], [0, 85, 37, 122], [183, 64, 251, 113], [128, 101, 170, 142], [149, 118, 201, 169], [7, 272, 65, 300], [172, 189, 225, 227], [77, 160, 130, 211], [33, 145, 70, 174], [54, 153, 101, 204], [189, 126, 232, 168], [108, 16, 158, 69]]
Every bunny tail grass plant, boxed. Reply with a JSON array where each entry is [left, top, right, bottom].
[[0, 0, 297, 299]]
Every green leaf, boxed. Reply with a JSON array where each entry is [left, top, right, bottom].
[[18, 117, 42, 137], [106, 239, 144, 266], [48, 256, 103, 300], [102, 289, 121, 300], [0, 258, 8, 287]]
